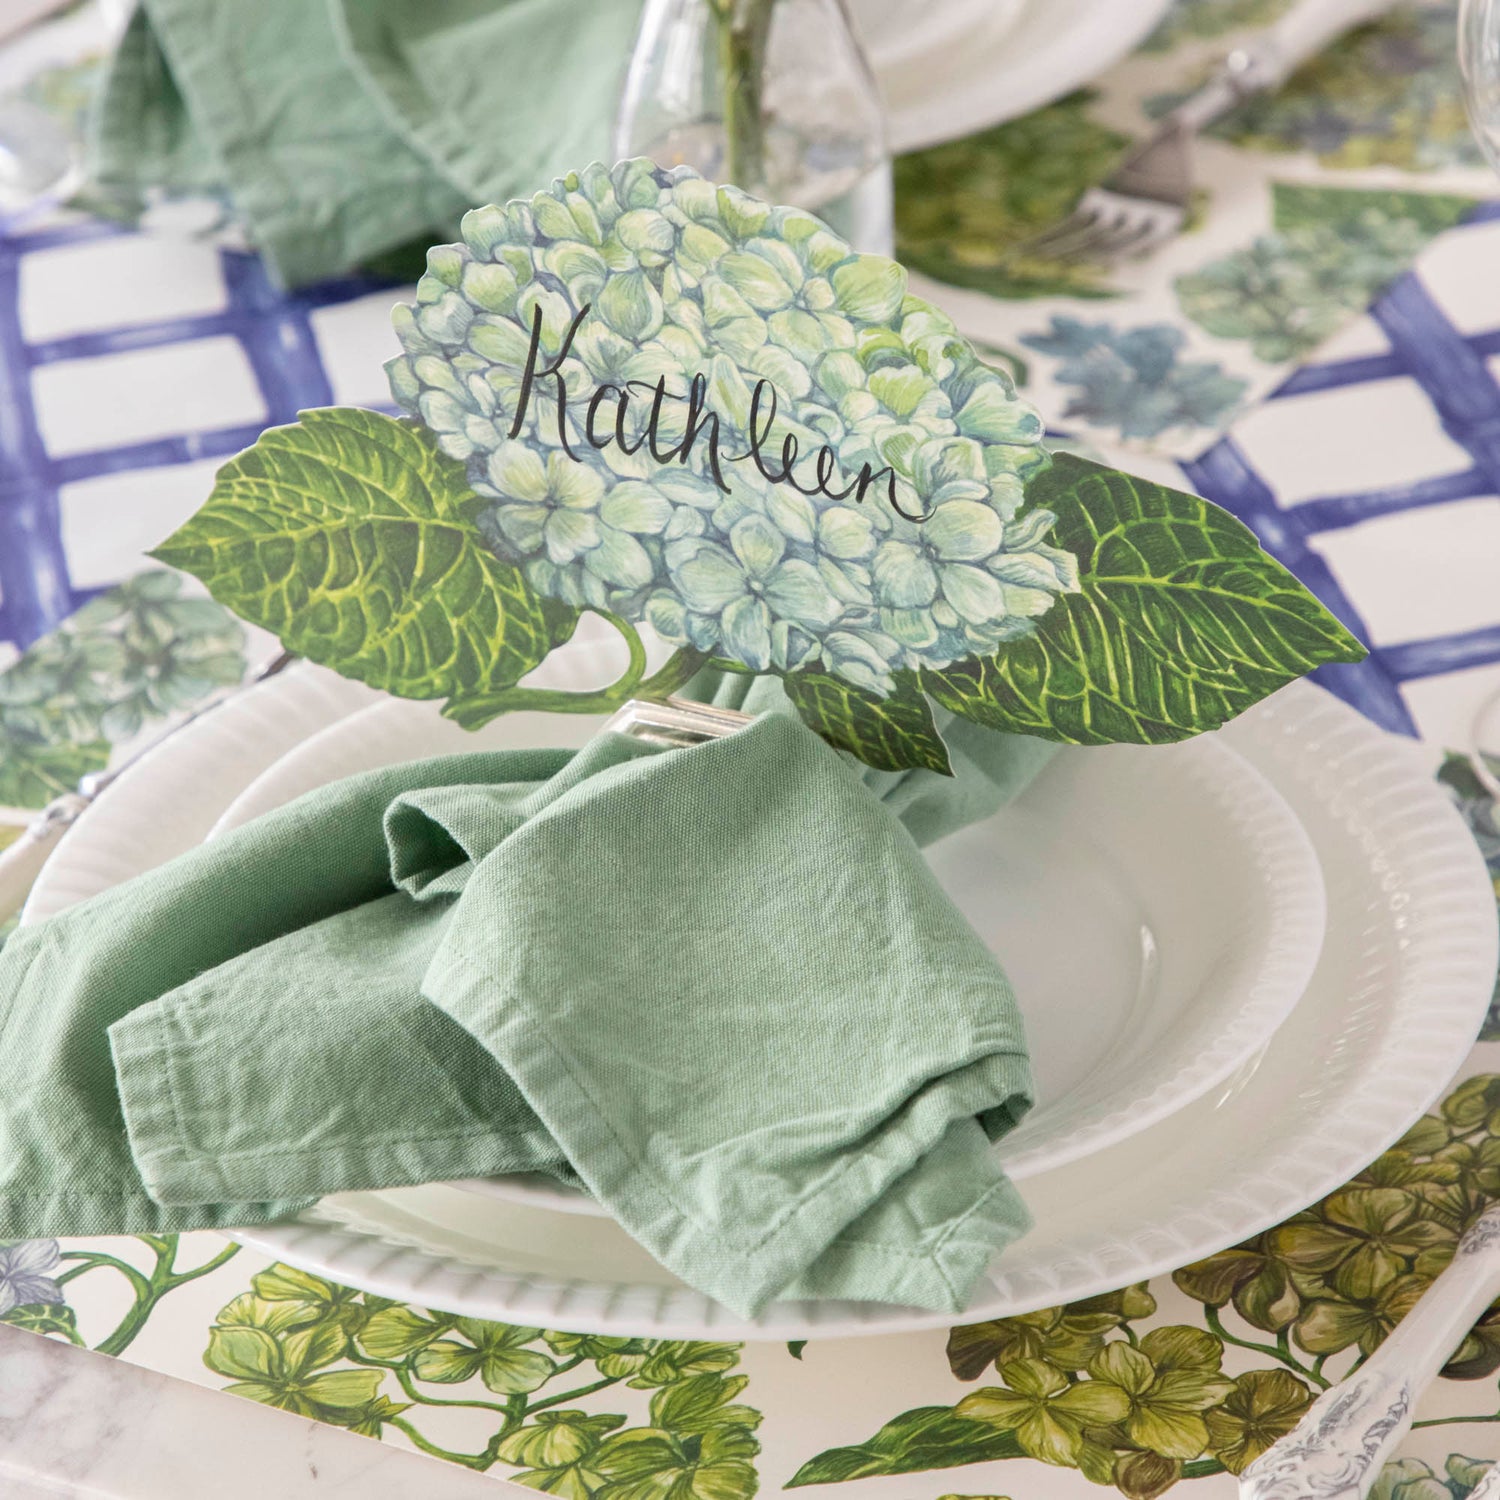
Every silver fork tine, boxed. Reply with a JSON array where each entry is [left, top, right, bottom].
[[1023, 193, 1176, 266], [1047, 203, 1160, 265], [1099, 215, 1170, 259], [1025, 207, 1124, 263], [1011, 0, 1407, 269]]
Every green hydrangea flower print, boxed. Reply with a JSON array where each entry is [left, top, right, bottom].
[[0, 569, 246, 811], [1208, 7, 1483, 172], [893, 93, 1129, 301], [1176, 186, 1475, 364], [1372, 1455, 1496, 1500], [386, 159, 1076, 697]]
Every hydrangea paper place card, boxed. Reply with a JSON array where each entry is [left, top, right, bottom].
[[153, 160, 1365, 772]]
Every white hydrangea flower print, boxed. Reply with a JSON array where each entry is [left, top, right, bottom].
[[389, 159, 1078, 695]]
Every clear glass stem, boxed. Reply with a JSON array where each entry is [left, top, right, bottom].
[[615, 0, 893, 253], [712, 0, 776, 188]]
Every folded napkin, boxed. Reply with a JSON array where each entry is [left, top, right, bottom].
[[0, 695, 1052, 1317], [86, 0, 644, 286]]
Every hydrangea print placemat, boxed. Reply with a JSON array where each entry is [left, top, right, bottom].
[[900, 0, 1496, 461]]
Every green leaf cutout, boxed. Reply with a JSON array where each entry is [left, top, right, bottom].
[[151, 408, 578, 706], [785, 669, 952, 775], [923, 453, 1366, 745], [786, 1405, 1025, 1486]]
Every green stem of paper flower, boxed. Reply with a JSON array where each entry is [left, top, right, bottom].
[[447, 645, 708, 726], [637, 644, 709, 698], [602, 610, 648, 687]]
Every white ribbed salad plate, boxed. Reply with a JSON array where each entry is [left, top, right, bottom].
[[207, 650, 1325, 1191], [23, 663, 1495, 1338]]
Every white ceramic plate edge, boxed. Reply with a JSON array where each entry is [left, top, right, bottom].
[[879, 0, 1172, 152], [22, 665, 383, 925]]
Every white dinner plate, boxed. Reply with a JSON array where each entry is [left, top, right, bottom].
[[864, 0, 1173, 153], [24, 651, 1496, 1337], [209, 653, 1326, 1189]]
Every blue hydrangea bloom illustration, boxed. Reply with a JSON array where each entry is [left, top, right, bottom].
[[389, 160, 1079, 695], [1022, 317, 1247, 442]]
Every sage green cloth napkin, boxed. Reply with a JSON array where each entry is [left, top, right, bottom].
[[0, 700, 1050, 1317], [85, 0, 644, 286]]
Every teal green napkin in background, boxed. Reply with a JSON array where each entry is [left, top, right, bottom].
[[0, 702, 1052, 1318], [86, 0, 645, 286]]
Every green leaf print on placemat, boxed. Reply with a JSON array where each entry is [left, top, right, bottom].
[[197, 1269, 763, 1486], [893, 92, 1130, 301], [1439, 751, 1500, 1041], [1142, 0, 1293, 53], [1176, 184, 1477, 364], [0, 729, 107, 813], [789, 1072, 1500, 1497]]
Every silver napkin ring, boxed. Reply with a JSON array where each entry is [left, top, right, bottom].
[[602, 697, 753, 749]]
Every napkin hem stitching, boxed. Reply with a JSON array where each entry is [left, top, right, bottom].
[[429, 946, 1030, 1314]]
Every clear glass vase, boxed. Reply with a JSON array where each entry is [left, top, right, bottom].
[[613, 0, 894, 254]]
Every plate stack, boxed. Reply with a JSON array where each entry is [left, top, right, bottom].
[[25, 641, 1497, 1341]]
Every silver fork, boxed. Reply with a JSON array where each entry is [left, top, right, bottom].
[[1024, 0, 1400, 267]]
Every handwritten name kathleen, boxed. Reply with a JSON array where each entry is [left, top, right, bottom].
[[506, 304, 931, 523]]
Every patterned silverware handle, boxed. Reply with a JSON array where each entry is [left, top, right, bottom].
[[1240, 1203, 1500, 1500], [1174, 0, 1401, 132]]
